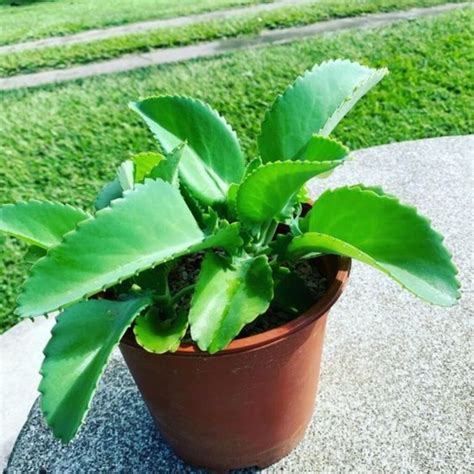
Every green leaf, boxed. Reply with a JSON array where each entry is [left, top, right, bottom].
[[270, 233, 293, 261], [289, 186, 460, 306], [24, 245, 47, 263], [196, 221, 242, 254], [133, 264, 172, 293], [0, 201, 89, 249], [95, 178, 123, 210], [130, 96, 245, 206], [296, 185, 311, 203], [302, 135, 350, 180], [149, 143, 183, 186], [132, 151, 164, 183], [227, 182, 239, 219], [39, 297, 150, 442], [303, 135, 349, 162], [272, 267, 314, 315], [95, 153, 157, 211], [18, 179, 240, 318], [258, 60, 387, 162], [244, 157, 262, 177], [237, 160, 340, 224], [134, 308, 188, 354], [189, 253, 273, 354], [117, 160, 134, 191], [95, 152, 164, 211], [180, 183, 206, 227]]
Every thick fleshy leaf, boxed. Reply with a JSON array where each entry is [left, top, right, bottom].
[[95, 178, 123, 210], [18, 179, 240, 318], [258, 60, 387, 162], [303, 135, 349, 162], [149, 143, 183, 186], [272, 267, 314, 315], [24, 245, 47, 263], [227, 183, 239, 218], [303, 135, 350, 182], [270, 234, 293, 261], [117, 160, 134, 191], [134, 309, 188, 354], [189, 253, 273, 354], [180, 183, 206, 227], [237, 160, 340, 224], [289, 186, 460, 306], [244, 157, 262, 177], [197, 221, 242, 254], [130, 96, 245, 206], [132, 151, 164, 183], [133, 264, 172, 293], [39, 297, 150, 442], [0, 201, 89, 249]]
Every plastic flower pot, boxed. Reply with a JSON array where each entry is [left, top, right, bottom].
[[120, 254, 351, 471]]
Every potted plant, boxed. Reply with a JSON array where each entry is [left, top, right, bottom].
[[0, 60, 459, 471]]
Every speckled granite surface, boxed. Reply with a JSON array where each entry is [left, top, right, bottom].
[[6, 136, 472, 472]]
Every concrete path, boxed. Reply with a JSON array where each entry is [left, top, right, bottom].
[[0, 0, 313, 55], [0, 316, 55, 470], [5, 136, 473, 472], [0, 2, 468, 91]]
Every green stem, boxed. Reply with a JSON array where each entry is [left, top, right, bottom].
[[263, 220, 279, 246], [171, 284, 195, 304]]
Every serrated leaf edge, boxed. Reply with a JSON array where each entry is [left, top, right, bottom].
[[130, 94, 243, 152], [0, 200, 90, 248], [208, 255, 274, 353], [308, 134, 350, 157], [129, 95, 245, 197], [38, 297, 150, 442], [16, 180, 195, 317], [258, 59, 387, 161], [319, 67, 388, 137], [133, 311, 189, 354], [299, 184, 461, 305], [16, 180, 238, 318], [235, 159, 341, 223], [190, 254, 273, 354]]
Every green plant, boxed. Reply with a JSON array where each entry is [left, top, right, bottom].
[[1, 10, 470, 334], [0, 59, 459, 442]]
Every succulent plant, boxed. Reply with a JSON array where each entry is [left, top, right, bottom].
[[0, 59, 459, 442]]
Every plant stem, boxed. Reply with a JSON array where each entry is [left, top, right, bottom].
[[171, 284, 195, 304], [263, 220, 279, 246]]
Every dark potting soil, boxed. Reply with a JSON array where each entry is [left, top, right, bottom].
[[167, 254, 327, 339]]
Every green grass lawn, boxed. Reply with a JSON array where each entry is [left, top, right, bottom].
[[0, 0, 265, 45], [0, 0, 464, 77], [0, 8, 472, 331]]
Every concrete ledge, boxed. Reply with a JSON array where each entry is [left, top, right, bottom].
[[0, 317, 55, 469], [4, 136, 472, 471]]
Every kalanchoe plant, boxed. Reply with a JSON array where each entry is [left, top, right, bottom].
[[0, 60, 459, 443]]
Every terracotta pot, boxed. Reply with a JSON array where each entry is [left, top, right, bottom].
[[120, 255, 350, 471]]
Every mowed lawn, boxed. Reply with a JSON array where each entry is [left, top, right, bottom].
[[0, 8, 472, 331], [0, 0, 461, 77], [0, 0, 264, 45]]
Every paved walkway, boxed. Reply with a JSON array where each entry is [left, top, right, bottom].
[[0, 2, 468, 91], [4, 136, 472, 472], [0, 0, 313, 55]]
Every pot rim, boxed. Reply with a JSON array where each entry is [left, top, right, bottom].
[[122, 256, 351, 357]]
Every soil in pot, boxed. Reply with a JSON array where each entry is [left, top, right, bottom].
[[167, 253, 328, 340]]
